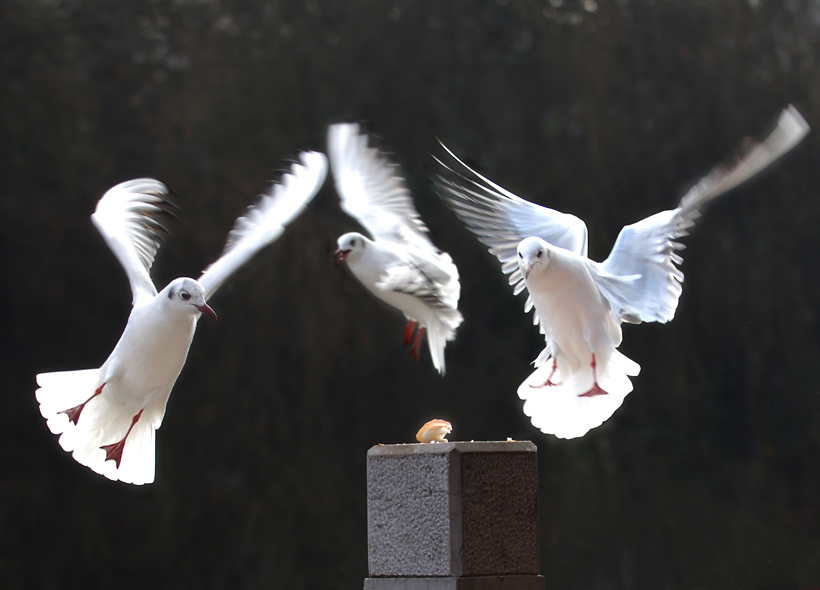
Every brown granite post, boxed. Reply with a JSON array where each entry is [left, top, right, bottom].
[[364, 441, 545, 590]]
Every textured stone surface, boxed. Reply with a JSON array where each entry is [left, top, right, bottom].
[[363, 575, 545, 590], [366, 441, 539, 578], [366, 447, 459, 576], [461, 450, 539, 575]]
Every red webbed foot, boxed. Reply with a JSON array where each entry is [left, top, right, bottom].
[[60, 383, 105, 425], [534, 358, 562, 388], [578, 354, 609, 397], [579, 383, 609, 398], [100, 409, 144, 468]]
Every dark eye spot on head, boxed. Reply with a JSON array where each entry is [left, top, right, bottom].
[[518, 252, 523, 258], [180, 291, 191, 301], [536, 250, 543, 258]]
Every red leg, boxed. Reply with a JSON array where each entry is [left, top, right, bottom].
[[579, 354, 609, 398], [60, 383, 105, 425], [533, 357, 562, 388], [403, 321, 418, 347], [100, 409, 144, 468], [411, 326, 425, 363]]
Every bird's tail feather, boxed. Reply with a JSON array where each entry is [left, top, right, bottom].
[[426, 321, 448, 375], [35, 370, 156, 485], [424, 309, 463, 376], [518, 350, 640, 439]]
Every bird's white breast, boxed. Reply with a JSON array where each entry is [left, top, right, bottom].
[[101, 301, 198, 409], [527, 252, 621, 371]]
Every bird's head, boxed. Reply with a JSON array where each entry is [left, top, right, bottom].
[[518, 237, 551, 280], [165, 278, 218, 320], [334, 232, 366, 266]]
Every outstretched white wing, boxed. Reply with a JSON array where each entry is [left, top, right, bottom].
[[198, 151, 328, 300], [432, 141, 588, 330], [328, 123, 434, 252], [91, 178, 178, 306], [432, 142, 587, 298], [596, 104, 810, 324]]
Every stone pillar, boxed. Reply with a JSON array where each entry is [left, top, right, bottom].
[[364, 441, 545, 590]]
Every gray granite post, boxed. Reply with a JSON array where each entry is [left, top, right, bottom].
[[364, 441, 545, 590]]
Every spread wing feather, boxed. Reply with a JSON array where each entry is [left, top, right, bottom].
[[328, 123, 433, 251], [91, 179, 179, 306], [432, 141, 587, 331], [198, 151, 328, 300], [597, 104, 809, 324]]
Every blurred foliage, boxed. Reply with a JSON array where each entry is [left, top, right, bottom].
[[2, 0, 820, 588]]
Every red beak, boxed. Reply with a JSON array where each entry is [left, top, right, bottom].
[[334, 248, 351, 267], [195, 303, 218, 321]]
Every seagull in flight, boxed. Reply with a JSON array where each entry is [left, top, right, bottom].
[[434, 105, 809, 438], [35, 151, 328, 484], [328, 123, 463, 374]]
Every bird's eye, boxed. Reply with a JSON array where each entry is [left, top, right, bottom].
[[518, 252, 523, 258], [536, 250, 543, 258], [180, 291, 191, 301]]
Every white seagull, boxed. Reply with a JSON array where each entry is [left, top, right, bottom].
[[434, 105, 809, 438], [35, 151, 328, 484], [328, 123, 463, 374]]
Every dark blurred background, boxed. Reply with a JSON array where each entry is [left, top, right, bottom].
[[3, 0, 820, 588]]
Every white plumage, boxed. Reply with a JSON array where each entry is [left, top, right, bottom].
[[328, 123, 463, 374], [434, 105, 809, 438], [36, 152, 328, 484]]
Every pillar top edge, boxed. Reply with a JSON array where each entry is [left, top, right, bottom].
[[367, 440, 537, 457]]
